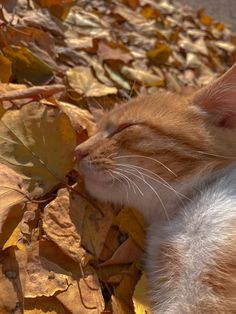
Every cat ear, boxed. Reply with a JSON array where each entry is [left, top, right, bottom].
[[88, 104, 104, 122], [193, 63, 236, 128]]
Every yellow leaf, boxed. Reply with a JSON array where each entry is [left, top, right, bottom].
[[0, 103, 76, 197], [114, 207, 146, 250], [147, 44, 172, 65], [3, 46, 54, 85], [0, 164, 28, 247], [67, 66, 117, 97], [0, 55, 12, 83], [133, 274, 152, 314]]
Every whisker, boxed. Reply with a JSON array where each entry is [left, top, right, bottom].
[[109, 170, 129, 201], [114, 162, 190, 202], [113, 155, 177, 177], [116, 167, 170, 221], [113, 170, 144, 196]]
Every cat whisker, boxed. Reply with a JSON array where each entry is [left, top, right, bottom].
[[115, 162, 189, 204], [112, 170, 144, 196], [112, 155, 177, 177], [107, 152, 118, 159], [107, 170, 129, 201], [116, 167, 170, 221]]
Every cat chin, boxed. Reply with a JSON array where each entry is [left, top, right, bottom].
[[84, 177, 125, 205]]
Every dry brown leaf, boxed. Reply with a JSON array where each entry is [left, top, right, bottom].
[[97, 41, 133, 64], [99, 226, 121, 261], [114, 207, 146, 250], [25, 244, 73, 298], [67, 66, 117, 97], [101, 236, 143, 266], [0, 246, 27, 314], [56, 266, 105, 314], [0, 164, 29, 248], [115, 263, 141, 311], [24, 296, 70, 314], [43, 188, 90, 265], [71, 185, 115, 259], [112, 295, 134, 314], [22, 9, 64, 37], [58, 101, 96, 136]]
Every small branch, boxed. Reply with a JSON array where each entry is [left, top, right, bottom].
[[0, 85, 66, 101]]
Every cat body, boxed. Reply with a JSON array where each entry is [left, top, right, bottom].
[[147, 164, 236, 313], [75, 63, 236, 313]]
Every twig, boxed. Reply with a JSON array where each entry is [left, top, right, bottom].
[[0, 85, 65, 101]]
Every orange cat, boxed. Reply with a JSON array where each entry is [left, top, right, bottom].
[[75, 63, 236, 313]]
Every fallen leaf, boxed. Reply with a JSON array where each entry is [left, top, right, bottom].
[[35, 0, 74, 20], [121, 66, 165, 87], [124, 0, 140, 10], [147, 43, 172, 65], [197, 9, 213, 26], [3, 46, 54, 85], [99, 226, 121, 261], [0, 164, 28, 248], [67, 66, 117, 97], [22, 9, 64, 37], [115, 263, 141, 310], [114, 207, 146, 250], [58, 101, 96, 136], [56, 266, 105, 314], [112, 295, 134, 314], [0, 102, 76, 197], [0, 246, 27, 314], [43, 188, 89, 265], [25, 247, 73, 298], [133, 273, 151, 314], [104, 64, 131, 90], [97, 41, 133, 64], [0, 55, 12, 83], [101, 237, 143, 266], [24, 296, 70, 314]]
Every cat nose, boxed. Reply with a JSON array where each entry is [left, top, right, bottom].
[[75, 146, 89, 163]]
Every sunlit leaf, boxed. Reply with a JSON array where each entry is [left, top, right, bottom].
[[67, 66, 117, 97], [133, 274, 151, 314], [121, 66, 165, 87], [0, 103, 76, 197]]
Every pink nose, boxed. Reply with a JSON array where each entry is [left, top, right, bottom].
[[75, 148, 88, 163]]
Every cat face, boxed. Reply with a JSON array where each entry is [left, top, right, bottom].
[[75, 64, 236, 220]]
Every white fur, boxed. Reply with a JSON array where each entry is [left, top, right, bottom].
[[147, 164, 236, 313]]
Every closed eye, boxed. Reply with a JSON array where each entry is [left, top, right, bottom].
[[109, 123, 134, 137]]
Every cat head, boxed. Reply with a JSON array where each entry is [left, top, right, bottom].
[[75, 63, 236, 220]]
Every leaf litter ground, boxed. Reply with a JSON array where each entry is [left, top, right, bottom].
[[0, 0, 235, 313]]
